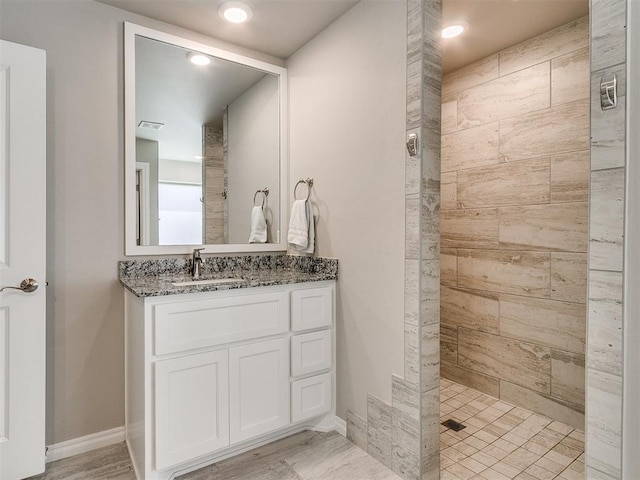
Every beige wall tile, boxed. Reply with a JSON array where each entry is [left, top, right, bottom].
[[405, 324, 419, 384], [458, 328, 551, 394], [421, 386, 441, 473], [443, 54, 499, 97], [405, 259, 419, 327], [421, 322, 440, 391], [442, 122, 500, 173], [458, 62, 550, 129], [500, 295, 586, 355], [405, 194, 420, 260], [442, 99, 458, 135], [406, 59, 421, 130], [499, 16, 588, 76], [500, 100, 589, 161], [442, 208, 499, 249], [551, 253, 588, 304], [346, 411, 368, 451], [587, 270, 623, 376], [441, 286, 499, 334], [550, 151, 589, 203], [585, 369, 622, 478], [458, 249, 551, 298], [441, 360, 500, 398], [440, 249, 457, 287], [551, 47, 589, 105], [498, 203, 588, 252], [441, 172, 457, 210], [551, 350, 585, 407], [589, 168, 625, 271], [591, 0, 626, 72], [500, 381, 584, 431], [457, 158, 550, 208], [420, 259, 440, 327], [441, 323, 458, 364]]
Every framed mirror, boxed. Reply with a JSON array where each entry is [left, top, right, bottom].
[[124, 22, 288, 255]]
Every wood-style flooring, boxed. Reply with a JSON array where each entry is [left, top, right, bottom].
[[27, 430, 402, 480]]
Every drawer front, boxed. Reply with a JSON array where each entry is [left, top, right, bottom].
[[291, 286, 332, 332], [154, 291, 289, 355], [291, 330, 332, 377], [291, 373, 332, 423]]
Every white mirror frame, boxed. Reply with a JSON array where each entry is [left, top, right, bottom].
[[124, 22, 288, 255]]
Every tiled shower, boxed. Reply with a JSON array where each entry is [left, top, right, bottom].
[[439, 17, 589, 430]]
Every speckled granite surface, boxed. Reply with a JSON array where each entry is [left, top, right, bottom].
[[119, 254, 338, 297]]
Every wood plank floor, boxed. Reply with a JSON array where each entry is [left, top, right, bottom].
[[28, 430, 402, 480]]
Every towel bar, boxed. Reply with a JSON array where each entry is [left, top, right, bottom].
[[294, 178, 313, 201], [253, 187, 269, 208]]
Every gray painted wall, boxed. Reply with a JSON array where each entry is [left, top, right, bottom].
[[287, 0, 407, 421], [0, 0, 282, 444], [0, 0, 406, 446], [227, 74, 280, 244]]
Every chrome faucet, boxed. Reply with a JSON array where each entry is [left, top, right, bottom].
[[191, 248, 204, 279]]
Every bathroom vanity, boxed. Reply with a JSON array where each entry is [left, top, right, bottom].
[[120, 256, 338, 480]]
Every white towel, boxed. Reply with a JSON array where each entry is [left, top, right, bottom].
[[248, 206, 267, 243], [287, 199, 315, 254]]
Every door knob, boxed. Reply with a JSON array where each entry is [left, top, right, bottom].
[[0, 278, 39, 293]]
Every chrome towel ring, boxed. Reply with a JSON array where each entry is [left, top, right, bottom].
[[253, 187, 269, 208], [294, 178, 314, 201]]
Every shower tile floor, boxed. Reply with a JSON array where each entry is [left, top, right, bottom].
[[440, 378, 585, 480]]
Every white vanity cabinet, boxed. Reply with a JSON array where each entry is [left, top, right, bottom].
[[124, 280, 335, 480]]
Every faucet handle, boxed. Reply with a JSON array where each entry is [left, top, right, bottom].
[[193, 247, 205, 258]]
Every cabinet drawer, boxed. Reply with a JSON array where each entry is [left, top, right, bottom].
[[291, 330, 332, 377], [291, 372, 332, 423], [291, 286, 332, 332], [154, 291, 289, 355]]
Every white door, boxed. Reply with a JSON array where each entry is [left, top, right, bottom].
[[0, 40, 46, 479], [229, 338, 290, 444], [154, 350, 229, 471]]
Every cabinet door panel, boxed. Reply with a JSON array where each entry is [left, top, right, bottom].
[[291, 286, 333, 332], [155, 350, 229, 470], [229, 338, 290, 443]]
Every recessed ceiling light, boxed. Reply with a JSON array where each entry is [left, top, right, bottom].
[[442, 22, 467, 39], [187, 51, 211, 66], [219, 1, 252, 24]]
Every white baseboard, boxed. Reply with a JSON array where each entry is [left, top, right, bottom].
[[46, 426, 125, 463], [334, 416, 346, 437], [44, 418, 346, 464]]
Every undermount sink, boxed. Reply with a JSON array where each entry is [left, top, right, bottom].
[[171, 278, 246, 287]]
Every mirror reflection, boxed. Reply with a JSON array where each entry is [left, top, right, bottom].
[[134, 35, 280, 247]]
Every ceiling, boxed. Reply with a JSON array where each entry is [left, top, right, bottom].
[[442, 0, 589, 73], [135, 36, 271, 162], [96, 0, 588, 70], [95, 0, 359, 59]]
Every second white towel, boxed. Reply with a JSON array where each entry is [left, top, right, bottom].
[[248, 206, 267, 243], [287, 199, 314, 254]]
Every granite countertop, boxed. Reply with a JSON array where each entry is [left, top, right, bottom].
[[119, 254, 338, 298]]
